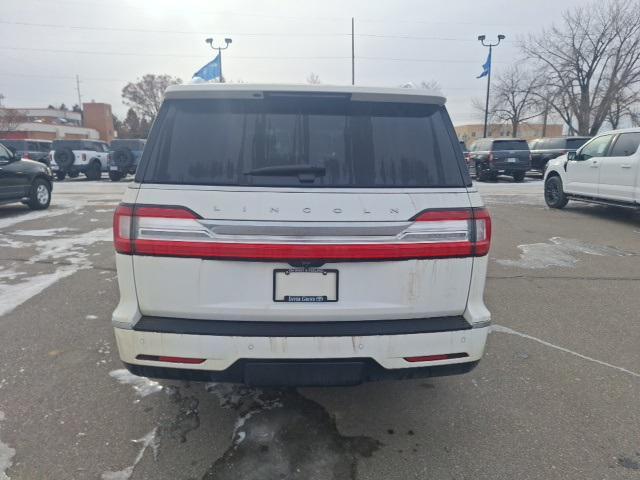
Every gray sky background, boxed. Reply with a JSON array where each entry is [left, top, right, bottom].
[[1, 0, 584, 125]]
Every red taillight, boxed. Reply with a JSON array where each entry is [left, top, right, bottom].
[[404, 353, 469, 363], [136, 354, 206, 364], [22, 153, 30, 159], [113, 204, 134, 254], [114, 205, 491, 261]]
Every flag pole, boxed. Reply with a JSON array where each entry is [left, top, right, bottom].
[[483, 45, 492, 138]]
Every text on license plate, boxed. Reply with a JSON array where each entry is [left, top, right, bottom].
[[273, 269, 338, 302], [507, 157, 518, 163]]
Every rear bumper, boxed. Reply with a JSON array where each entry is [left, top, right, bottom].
[[113, 320, 490, 386], [124, 358, 480, 387]]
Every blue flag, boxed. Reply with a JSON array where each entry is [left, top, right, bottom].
[[193, 54, 221, 81], [477, 51, 491, 79]]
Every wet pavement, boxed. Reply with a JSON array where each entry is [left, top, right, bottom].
[[0, 176, 639, 479]]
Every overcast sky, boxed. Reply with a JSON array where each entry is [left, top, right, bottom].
[[1, 0, 584, 124]]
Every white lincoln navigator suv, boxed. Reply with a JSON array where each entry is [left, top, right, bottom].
[[112, 84, 492, 386]]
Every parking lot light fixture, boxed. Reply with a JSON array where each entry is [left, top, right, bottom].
[[478, 34, 505, 138]]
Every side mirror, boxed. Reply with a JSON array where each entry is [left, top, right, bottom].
[[567, 151, 577, 161]]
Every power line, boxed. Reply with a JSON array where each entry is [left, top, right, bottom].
[[0, 20, 477, 42]]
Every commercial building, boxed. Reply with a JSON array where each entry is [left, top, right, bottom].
[[82, 102, 115, 142], [455, 123, 564, 143]]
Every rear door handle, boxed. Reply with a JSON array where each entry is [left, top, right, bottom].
[[621, 164, 632, 169]]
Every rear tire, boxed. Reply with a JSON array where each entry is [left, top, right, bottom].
[[68, 171, 80, 178], [512, 171, 526, 182], [27, 178, 51, 210], [109, 170, 124, 182], [55, 171, 66, 181], [544, 176, 569, 209], [85, 160, 102, 181], [478, 165, 496, 182]]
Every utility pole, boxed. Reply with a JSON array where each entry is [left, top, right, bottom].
[[76, 74, 83, 122], [351, 17, 355, 85], [477, 35, 505, 138], [205, 37, 233, 82]]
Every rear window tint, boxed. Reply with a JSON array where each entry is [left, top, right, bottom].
[[609, 132, 640, 157], [0, 140, 25, 150], [52, 140, 84, 150], [492, 140, 529, 151], [111, 139, 145, 150], [140, 97, 467, 188]]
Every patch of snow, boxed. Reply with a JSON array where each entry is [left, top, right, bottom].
[[0, 266, 77, 317], [86, 314, 98, 320], [90, 218, 99, 222], [95, 209, 114, 213], [13, 227, 76, 237], [0, 411, 16, 480], [101, 429, 158, 480], [0, 237, 27, 249], [109, 370, 162, 397], [496, 237, 631, 269]]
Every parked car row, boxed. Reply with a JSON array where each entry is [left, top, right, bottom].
[[461, 135, 594, 182], [0, 142, 53, 210], [0, 138, 147, 182]]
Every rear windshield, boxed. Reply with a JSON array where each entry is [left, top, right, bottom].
[[138, 96, 467, 188], [566, 137, 590, 149], [111, 139, 145, 149], [492, 140, 529, 151]]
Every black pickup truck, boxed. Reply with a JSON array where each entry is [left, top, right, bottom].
[[528, 136, 591, 172], [467, 138, 531, 182]]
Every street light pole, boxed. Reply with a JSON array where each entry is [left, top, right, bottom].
[[478, 34, 505, 138], [205, 37, 233, 82]]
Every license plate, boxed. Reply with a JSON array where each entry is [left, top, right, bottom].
[[273, 269, 338, 302], [109, 166, 119, 171], [507, 157, 518, 163]]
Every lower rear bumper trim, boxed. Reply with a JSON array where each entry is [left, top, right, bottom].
[[124, 358, 479, 387]]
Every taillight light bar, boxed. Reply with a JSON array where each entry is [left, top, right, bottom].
[[113, 205, 491, 261]]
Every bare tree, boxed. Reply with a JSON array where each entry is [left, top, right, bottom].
[[607, 87, 640, 128], [490, 66, 541, 137], [306, 72, 321, 85], [419, 80, 443, 95], [122, 74, 182, 121], [522, 0, 640, 135], [0, 108, 27, 132]]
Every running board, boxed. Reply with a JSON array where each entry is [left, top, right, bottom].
[[567, 195, 639, 209]]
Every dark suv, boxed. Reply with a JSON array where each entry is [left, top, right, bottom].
[[528, 136, 591, 172], [108, 139, 146, 181], [0, 139, 52, 166], [467, 138, 531, 182]]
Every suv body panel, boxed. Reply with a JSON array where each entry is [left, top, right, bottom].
[[49, 140, 110, 177], [529, 136, 590, 172], [468, 138, 531, 179]]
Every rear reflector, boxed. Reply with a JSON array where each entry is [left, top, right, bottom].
[[114, 205, 491, 261], [136, 354, 206, 364], [404, 353, 469, 363]]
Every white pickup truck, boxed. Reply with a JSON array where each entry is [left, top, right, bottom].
[[544, 128, 640, 209]]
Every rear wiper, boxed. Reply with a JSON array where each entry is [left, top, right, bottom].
[[244, 165, 326, 183]]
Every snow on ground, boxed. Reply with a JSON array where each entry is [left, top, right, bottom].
[[496, 237, 631, 269], [0, 411, 16, 480], [101, 429, 158, 480], [108, 370, 163, 398]]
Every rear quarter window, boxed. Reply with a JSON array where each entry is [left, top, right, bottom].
[[139, 97, 469, 188]]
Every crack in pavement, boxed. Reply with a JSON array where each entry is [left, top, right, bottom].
[[492, 324, 640, 379]]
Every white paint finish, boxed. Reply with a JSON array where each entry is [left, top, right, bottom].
[[108, 370, 162, 397], [101, 428, 158, 480], [0, 411, 16, 480], [133, 257, 473, 322], [496, 237, 630, 269], [114, 327, 489, 371], [492, 325, 640, 379]]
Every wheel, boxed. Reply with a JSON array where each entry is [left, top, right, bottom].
[[68, 171, 80, 178], [113, 148, 134, 171], [55, 171, 66, 181], [544, 176, 569, 209], [85, 160, 102, 180], [27, 178, 51, 210], [53, 148, 74, 172], [477, 164, 496, 182], [512, 171, 526, 182], [109, 170, 124, 182]]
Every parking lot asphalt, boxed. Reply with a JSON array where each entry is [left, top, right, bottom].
[[0, 176, 639, 480]]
